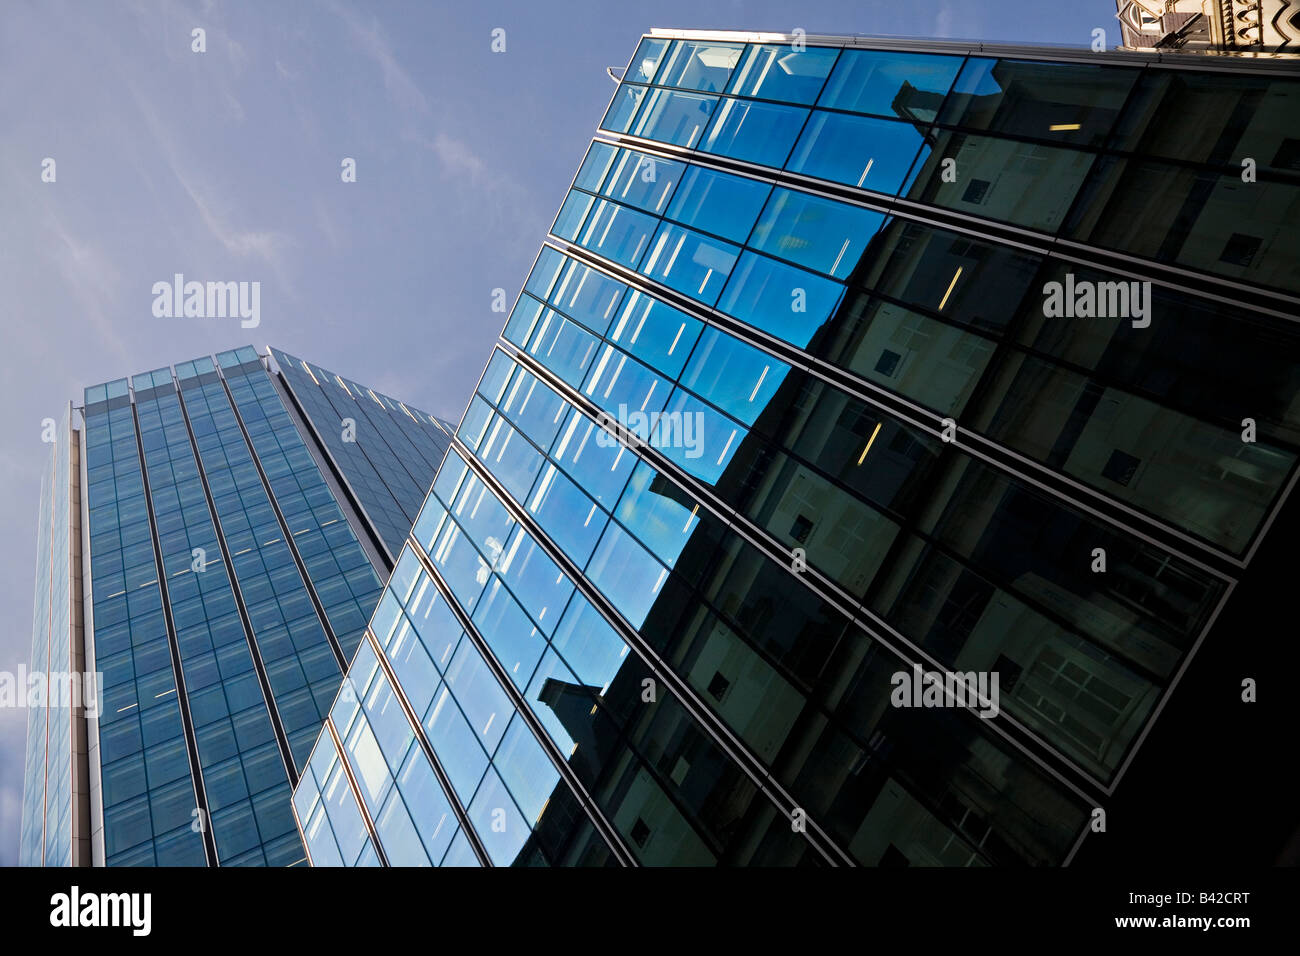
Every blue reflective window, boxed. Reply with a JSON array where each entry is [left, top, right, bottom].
[[406, 578, 462, 673], [395, 746, 457, 865], [446, 471, 514, 560], [600, 149, 685, 215], [601, 84, 647, 134], [657, 40, 745, 92], [341, 713, 391, 808], [363, 671, 414, 775], [443, 641, 511, 753], [457, 397, 493, 453], [471, 578, 545, 691], [573, 198, 658, 269], [369, 590, 404, 648], [614, 462, 701, 570], [523, 247, 566, 302], [607, 290, 703, 380], [426, 519, 490, 612], [749, 188, 886, 278], [582, 345, 669, 421], [478, 351, 519, 407], [386, 614, 441, 717], [548, 259, 628, 336], [818, 49, 962, 120], [701, 98, 809, 167], [939, 58, 1137, 146], [585, 522, 668, 630], [641, 223, 738, 305], [787, 111, 930, 194], [627, 37, 671, 84], [441, 829, 480, 867], [423, 685, 487, 804], [492, 715, 558, 827], [717, 251, 845, 348], [665, 165, 772, 244], [517, 307, 600, 389], [551, 407, 636, 508], [474, 414, 543, 506], [389, 547, 422, 605], [526, 463, 604, 567], [628, 88, 717, 148], [679, 328, 790, 426], [497, 366, 568, 450], [495, 528, 573, 635], [376, 790, 429, 866], [552, 190, 596, 241], [727, 44, 840, 104], [502, 294, 546, 350], [654, 388, 743, 486], [468, 768, 530, 865], [574, 141, 618, 192], [550, 593, 628, 692], [524, 650, 583, 755]]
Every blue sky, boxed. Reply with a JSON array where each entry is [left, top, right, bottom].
[[0, 0, 1117, 866]]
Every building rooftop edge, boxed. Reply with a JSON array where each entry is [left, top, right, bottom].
[[644, 27, 1300, 73]]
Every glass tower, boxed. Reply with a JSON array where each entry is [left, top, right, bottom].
[[292, 30, 1300, 866], [18, 346, 451, 866]]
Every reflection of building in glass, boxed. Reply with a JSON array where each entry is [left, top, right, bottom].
[[19, 347, 450, 866], [292, 31, 1300, 866], [1117, 1, 1300, 55]]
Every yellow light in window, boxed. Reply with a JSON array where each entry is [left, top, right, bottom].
[[1048, 123, 1081, 131], [939, 266, 963, 311], [858, 422, 883, 465]]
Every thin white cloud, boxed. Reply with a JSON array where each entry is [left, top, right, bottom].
[[326, 0, 430, 116]]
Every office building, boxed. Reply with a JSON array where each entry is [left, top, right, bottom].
[[288, 29, 1300, 866], [19, 346, 451, 866]]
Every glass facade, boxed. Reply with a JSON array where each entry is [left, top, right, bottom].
[[295, 32, 1300, 866], [19, 346, 449, 866], [272, 348, 454, 560], [18, 406, 80, 867]]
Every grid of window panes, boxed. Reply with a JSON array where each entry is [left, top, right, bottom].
[[291, 725, 386, 866], [603, 38, 1300, 294], [510, 232, 1234, 788], [82, 380, 209, 866], [296, 35, 1298, 866], [67, 347, 442, 866], [131, 367, 303, 866], [273, 347, 453, 560], [592, 40, 1300, 556], [18, 408, 72, 867], [175, 355, 349, 775], [219, 348, 385, 663]]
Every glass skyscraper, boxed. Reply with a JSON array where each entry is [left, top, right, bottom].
[[291, 29, 1299, 867], [19, 346, 451, 867]]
